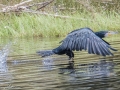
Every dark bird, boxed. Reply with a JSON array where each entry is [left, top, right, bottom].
[[37, 27, 117, 60]]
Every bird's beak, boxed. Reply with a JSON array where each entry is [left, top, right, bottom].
[[105, 31, 118, 37]]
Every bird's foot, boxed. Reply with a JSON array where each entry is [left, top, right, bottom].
[[68, 57, 74, 62]]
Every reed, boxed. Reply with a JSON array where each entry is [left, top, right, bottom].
[[0, 10, 120, 38]]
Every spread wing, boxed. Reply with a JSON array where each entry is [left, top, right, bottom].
[[60, 27, 116, 56]]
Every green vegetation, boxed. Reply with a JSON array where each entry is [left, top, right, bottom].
[[0, 0, 120, 38], [0, 11, 120, 38]]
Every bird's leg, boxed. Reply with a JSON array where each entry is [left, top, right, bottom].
[[69, 57, 74, 61], [70, 51, 74, 61], [66, 50, 74, 61]]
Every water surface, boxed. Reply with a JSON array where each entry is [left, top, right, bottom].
[[0, 37, 120, 90]]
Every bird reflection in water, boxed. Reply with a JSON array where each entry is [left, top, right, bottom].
[[59, 60, 116, 78]]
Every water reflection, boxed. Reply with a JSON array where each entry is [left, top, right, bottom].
[[59, 59, 115, 78], [57, 59, 118, 90], [0, 37, 120, 90]]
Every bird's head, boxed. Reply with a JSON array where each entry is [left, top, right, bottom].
[[95, 31, 118, 38], [105, 31, 118, 37]]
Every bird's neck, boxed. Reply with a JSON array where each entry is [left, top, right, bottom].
[[95, 31, 105, 38]]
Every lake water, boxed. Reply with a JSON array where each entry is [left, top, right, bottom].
[[0, 37, 120, 90]]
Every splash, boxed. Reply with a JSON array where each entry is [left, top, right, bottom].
[[0, 43, 11, 63], [42, 57, 55, 70]]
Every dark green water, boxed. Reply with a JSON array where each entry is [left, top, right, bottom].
[[0, 37, 120, 90]]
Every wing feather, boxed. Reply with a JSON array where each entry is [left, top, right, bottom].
[[97, 43, 107, 56], [80, 39, 84, 51], [73, 39, 77, 50], [91, 39, 97, 54], [88, 38, 93, 54], [60, 27, 116, 56], [93, 41, 99, 55], [95, 42, 102, 55], [99, 43, 113, 55], [84, 38, 87, 51], [76, 39, 79, 51]]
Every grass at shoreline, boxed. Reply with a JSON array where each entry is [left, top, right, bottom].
[[0, 12, 120, 38]]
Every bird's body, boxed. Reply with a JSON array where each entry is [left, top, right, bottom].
[[37, 27, 117, 60]]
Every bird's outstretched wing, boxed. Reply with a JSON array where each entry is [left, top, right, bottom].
[[60, 27, 117, 56]]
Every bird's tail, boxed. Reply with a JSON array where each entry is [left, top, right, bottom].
[[36, 50, 55, 57]]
